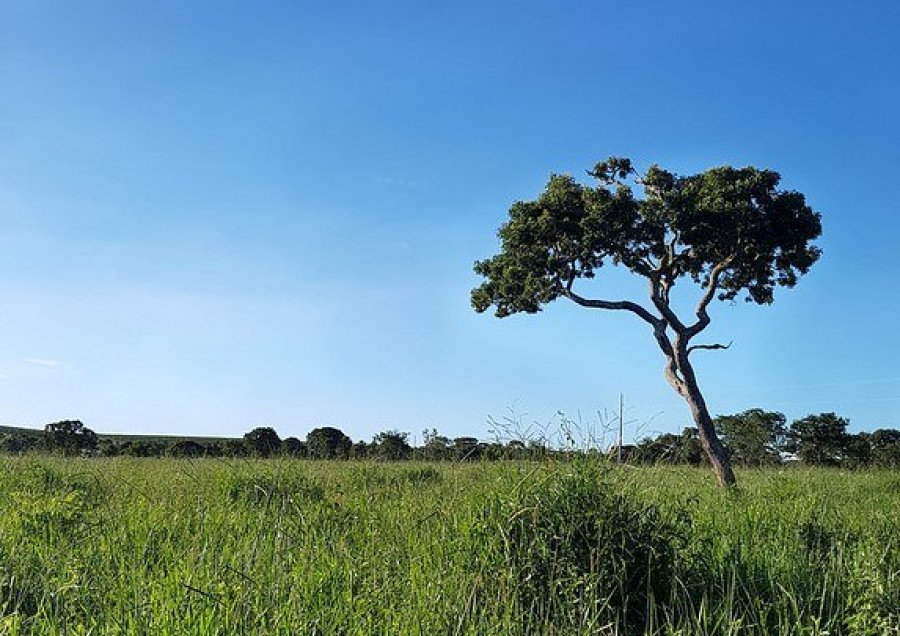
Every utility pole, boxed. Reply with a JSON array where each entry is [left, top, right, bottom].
[[617, 392, 624, 464]]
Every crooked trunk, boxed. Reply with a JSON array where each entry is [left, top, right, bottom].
[[681, 374, 736, 487], [669, 351, 736, 487]]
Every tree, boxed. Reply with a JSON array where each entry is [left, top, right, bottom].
[[167, 439, 206, 458], [97, 438, 123, 457], [715, 409, 787, 466], [243, 426, 282, 457], [423, 429, 451, 460], [121, 439, 165, 457], [281, 436, 307, 458], [43, 420, 98, 455], [221, 438, 249, 458], [869, 429, 900, 468], [472, 157, 821, 486], [306, 426, 352, 459], [634, 428, 703, 465], [504, 439, 528, 460], [842, 432, 872, 468], [350, 440, 370, 459], [0, 433, 37, 454], [372, 430, 412, 460], [789, 413, 849, 466], [453, 436, 480, 461]]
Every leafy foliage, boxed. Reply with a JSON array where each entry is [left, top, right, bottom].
[[243, 426, 282, 457], [790, 412, 850, 465], [42, 420, 97, 456], [281, 436, 307, 457], [306, 426, 352, 459], [472, 157, 821, 316], [372, 430, 411, 460], [472, 157, 822, 487], [870, 429, 900, 468], [715, 409, 787, 466], [167, 439, 206, 458]]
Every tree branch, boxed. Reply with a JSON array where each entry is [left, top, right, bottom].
[[561, 288, 661, 327], [687, 341, 733, 355], [648, 276, 687, 334], [654, 326, 687, 397], [686, 257, 734, 338]]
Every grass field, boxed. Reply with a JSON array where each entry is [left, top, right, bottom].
[[0, 457, 897, 635]]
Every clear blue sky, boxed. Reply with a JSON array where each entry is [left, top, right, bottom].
[[2, 1, 898, 443]]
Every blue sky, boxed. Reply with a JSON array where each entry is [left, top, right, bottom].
[[1, 1, 899, 443]]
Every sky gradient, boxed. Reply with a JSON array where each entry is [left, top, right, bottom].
[[2, 1, 899, 444]]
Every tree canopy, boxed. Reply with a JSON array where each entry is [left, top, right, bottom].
[[789, 413, 849, 466], [473, 158, 821, 316], [43, 420, 98, 456], [715, 409, 787, 466], [243, 426, 282, 457], [372, 430, 412, 460], [307, 426, 352, 459]]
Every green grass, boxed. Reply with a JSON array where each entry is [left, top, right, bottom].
[[0, 458, 897, 634]]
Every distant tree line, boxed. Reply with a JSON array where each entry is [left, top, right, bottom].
[[0, 422, 550, 461], [1, 411, 899, 468], [626, 410, 900, 469]]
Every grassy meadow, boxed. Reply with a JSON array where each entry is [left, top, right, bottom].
[[0, 457, 897, 635]]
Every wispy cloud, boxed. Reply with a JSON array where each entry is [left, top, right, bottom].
[[25, 357, 61, 368]]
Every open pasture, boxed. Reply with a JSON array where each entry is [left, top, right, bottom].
[[0, 458, 897, 635]]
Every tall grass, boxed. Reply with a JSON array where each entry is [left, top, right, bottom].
[[0, 457, 897, 634]]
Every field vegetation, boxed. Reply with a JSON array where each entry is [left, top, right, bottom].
[[0, 456, 897, 634]]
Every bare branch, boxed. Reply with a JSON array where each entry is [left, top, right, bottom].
[[652, 325, 687, 397], [686, 257, 734, 338], [648, 276, 687, 334], [687, 341, 733, 355], [561, 288, 661, 327]]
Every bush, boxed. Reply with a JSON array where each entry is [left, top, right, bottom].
[[475, 462, 688, 633]]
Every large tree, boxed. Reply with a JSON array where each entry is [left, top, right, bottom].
[[472, 157, 821, 486], [372, 429, 412, 460], [307, 426, 352, 459], [715, 409, 787, 466], [243, 426, 282, 457], [788, 412, 849, 466], [869, 428, 900, 468], [43, 420, 98, 456]]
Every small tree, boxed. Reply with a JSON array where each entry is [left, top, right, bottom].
[[869, 429, 900, 468], [789, 413, 849, 466], [715, 409, 787, 466], [43, 420, 98, 455], [842, 432, 872, 468], [350, 440, 370, 459], [221, 438, 249, 458], [307, 426, 352, 459], [453, 437, 480, 461], [473, 157, 821, 486], [243, 426, 282, 457], [423, 429, 451, 460], [372, 430, 412, 460], [281, 436, 307, 458], [635, 428, 703, 465]]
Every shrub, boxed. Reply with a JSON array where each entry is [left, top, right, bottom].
[[476, 462, 688, 632]]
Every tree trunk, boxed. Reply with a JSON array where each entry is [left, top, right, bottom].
[[675, 354, 736, 487]]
